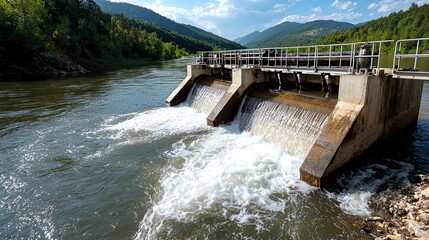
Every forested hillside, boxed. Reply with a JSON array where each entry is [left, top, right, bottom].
[[316, 3, 429, 52], [0, 0, 192, 80], [95, 0, 243, 50]]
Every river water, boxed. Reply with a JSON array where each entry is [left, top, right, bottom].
[[0, 59, 428, 239]]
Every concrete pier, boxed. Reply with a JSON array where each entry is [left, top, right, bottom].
[[207, 68, 265, 126], [166, 64, 211, 106]]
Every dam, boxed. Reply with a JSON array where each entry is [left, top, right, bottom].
[[166, 38, 429, 187]]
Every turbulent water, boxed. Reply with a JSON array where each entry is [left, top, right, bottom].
[[0, 59, 428, 239]]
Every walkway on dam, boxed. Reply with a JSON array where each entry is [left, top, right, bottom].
[[196, 38, 429, 80]]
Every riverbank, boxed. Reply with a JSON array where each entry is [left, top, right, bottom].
[[363, 174, 429, 239], [0, 60, 87, 81], [0, 57, 156, 82]]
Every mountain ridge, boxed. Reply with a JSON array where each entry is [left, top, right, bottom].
[[236, 20, 354, 48]]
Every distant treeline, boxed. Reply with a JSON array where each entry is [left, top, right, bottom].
[[315, 3, 429, 53], [0, 0, 189, 79]]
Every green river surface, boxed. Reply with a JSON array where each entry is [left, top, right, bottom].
[[0, 59, 428, 239]]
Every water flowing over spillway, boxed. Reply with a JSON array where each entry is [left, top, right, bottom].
[[187, 83, 226, 115], [239, 96, 330, 158]]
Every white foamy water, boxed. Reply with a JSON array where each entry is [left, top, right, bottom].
[[135, 125, 315, 239], [98, 107, 208, 141], [93, 83, 225, 142], [134, 93, 333, 239], [80, 106, 210, 161], [328, 161, 414, 216], [239, 97, 330, 158]]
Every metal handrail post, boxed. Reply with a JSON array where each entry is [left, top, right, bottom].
[[377, 42, 382, 72], [414, 39, 420, 70], [370, 42, 375, 69], [285, 48, 288, 68], [315, 46, 318, 68], [306, 47, 309, 67], [393, 41, 398, 71], [351, 44, 354, 74], [398, 42, 402, 69]]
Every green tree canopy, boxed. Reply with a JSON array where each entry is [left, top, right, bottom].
[[0, 0, 190, 80]]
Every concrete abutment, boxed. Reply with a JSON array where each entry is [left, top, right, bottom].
[[300, 75, 423, 187]]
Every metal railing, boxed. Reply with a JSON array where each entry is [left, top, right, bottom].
[[197, 40, 393, 75], [258, 43, 356, 73], [393, 38, 429, 79]]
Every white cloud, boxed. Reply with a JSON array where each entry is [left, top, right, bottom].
[[331, 0, 357, 10], [377, 0, 402, 12], [268, 0, 300, 14], [278, 14, 314, 23], [375, 0, 429, 13], [192, 0, 238, 17], [312, 7, 322, 13], [141, 0, 187, 21], [368, 3, 377, 9], [416, 0, 429, 4], [324, 11, 362, 20], [198, 20, 219, 32], [271, 3, 288, 13], [139, 0, 241, 37], [277, 11, 362, 24]]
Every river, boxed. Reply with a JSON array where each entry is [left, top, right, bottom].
[[0, 59, 428, 239]]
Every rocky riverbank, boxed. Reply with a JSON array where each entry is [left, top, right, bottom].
[[40, 62, 89, 78], [0, 61, 88, 81], [363, 174, 429, 239]]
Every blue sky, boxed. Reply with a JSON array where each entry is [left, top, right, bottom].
[[111, 0, 429, 40]]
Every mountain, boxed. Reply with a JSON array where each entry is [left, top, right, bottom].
[[315, 3, 429, 51], [234, 31, 261, 45], [94, 0, 243, 51], [238, 20, 354, 48], [252, 21, 302, 46]]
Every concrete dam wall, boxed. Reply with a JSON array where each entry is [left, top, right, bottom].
[[166, 64, 424, 187]]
